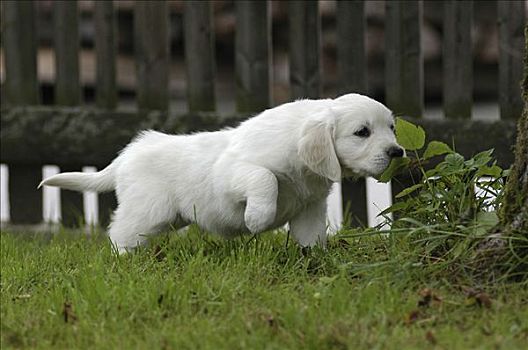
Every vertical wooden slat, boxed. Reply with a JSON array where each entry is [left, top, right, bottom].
[[289, 0, 321, 99], [94, 2, 118, 226], [8, 165, 43, 224], [443, 1, 473, 119], [2, 1, 42, 224], [235, 0, 272, 112], [54, 0, 83, 227], [134, 0, 170, 111], [336, 0, 367, 95], [94, 1, 117, 109], [98, 192, 117, 228], [341, 178, 368, 228], [54, 0, 81, 106], [498, 0, 526, 120], [3, 1, 40, 106], [385, 1, 423, 118], [184, 0, 216, 112]]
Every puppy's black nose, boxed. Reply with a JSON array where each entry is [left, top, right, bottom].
[[387, 146, 404, 158]]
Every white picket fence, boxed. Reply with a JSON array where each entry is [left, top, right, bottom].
[[0, 164, 394, 230]]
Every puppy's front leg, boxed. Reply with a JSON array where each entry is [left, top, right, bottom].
[[233, 165, 278, 234], [290, 199, 327, 247]]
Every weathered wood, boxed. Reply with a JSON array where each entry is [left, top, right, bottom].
[[443, 1, 473, 119], [385, 1, 423, 118], [99, 192, 117, 228], [235, 0, 272, 112], [336, 0, 367, 94], [341, 178, 368, 227], [2, 0, 39, 106], [60, 174, 84, 228], [7, 165, 43, 224], [289, 0, 321, 99], [53, 0, 81, 106], [184, 0, 216, 112], [53, 0, 83, 226], [134, 0, 170, 111], [0, 107, 246, 167], [498, 0, 526, 120], [94, 1, 118, 226], [94, 1, 117, 109], [2, 1, 42, 224], [0, 107, 518, 169]]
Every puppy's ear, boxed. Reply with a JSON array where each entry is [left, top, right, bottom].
[[298, 116, 341, 182]]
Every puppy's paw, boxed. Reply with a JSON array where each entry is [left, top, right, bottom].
[[244, 201, 276, 234]]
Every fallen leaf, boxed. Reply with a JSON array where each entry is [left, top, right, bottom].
[[476, 292, 492, 308], [62, 302, 77, 324], [462, 287, 492, 308], [153, 245, 166, 261], [418, 288, 442, 307], [405, 309, 421, 325], [425, 330, 437, 345]]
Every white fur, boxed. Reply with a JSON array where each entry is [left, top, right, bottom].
[[40, 94, 401, 253]]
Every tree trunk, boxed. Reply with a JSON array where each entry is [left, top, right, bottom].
[[499, 26, 528, 235], [480, 27, 528, 278]]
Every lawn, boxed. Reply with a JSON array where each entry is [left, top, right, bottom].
[[1, 227, 526, 349]]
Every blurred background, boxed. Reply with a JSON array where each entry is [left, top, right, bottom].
[[0, 0, 511, 115], [1, 0, 525, 228]]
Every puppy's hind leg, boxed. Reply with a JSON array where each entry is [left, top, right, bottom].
[[233, 165, 278, 234], [108, 201, 180, 254], [290, 198, 327, 248]]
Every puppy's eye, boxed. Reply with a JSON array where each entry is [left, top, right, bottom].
[[390, 124, 395, 133], [354, 127, 370, 138]]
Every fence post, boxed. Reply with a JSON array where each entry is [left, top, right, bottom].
[[54, 0, 84, 227], [94, 1, 117, 109], [134, 0, 170, 111], [336, 0, 368, 226], [184, 0, 216, 112], [94, 1, 118, 226], [443, 1, 473, 119], [235, 0, 272, 112], [2, 0, 42, 224], [54, 0, 82, 106], [498, 0, 526, 120], [385, 0, 423, 118], [289, 0, 321, 99], [336, 0, 367, 95]]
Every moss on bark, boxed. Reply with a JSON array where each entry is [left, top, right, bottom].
[[499, 26, 528, 234]]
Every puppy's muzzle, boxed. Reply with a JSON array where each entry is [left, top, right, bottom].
[[386, 146, 404, 159]]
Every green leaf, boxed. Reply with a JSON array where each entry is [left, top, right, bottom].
[[423, 141, 452, 160], [395, 184, 423, 198], [474, 211, 499, 235], [376, 157, 411, 183], [476, 165, 503, 178], [470, 149, 494, 167], [378, 201, 408, 216], [395, 118, 426, 151], [476, 211, 499, 227]]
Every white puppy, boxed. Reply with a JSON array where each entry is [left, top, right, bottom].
[[40, 94, 403, 253]]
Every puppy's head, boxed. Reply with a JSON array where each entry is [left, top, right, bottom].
[[298, 94, 403, 181]]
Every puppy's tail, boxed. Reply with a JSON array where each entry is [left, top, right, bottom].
[[38, 163, 116, 193]]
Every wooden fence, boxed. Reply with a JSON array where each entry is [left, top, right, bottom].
[[0, 0, 525, 228]]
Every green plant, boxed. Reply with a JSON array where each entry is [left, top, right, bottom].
[[373, 118, 514, 265], [379, 118, 506, 227]]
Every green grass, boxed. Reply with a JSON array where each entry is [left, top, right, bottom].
[[1, 227, 527, 349]]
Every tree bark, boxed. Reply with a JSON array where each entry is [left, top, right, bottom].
[[499, 26, 528, 234], [480, 27, 528, 278]]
